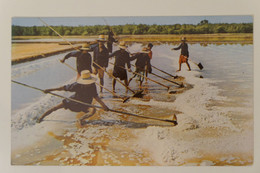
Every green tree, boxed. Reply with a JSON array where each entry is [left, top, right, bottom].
[[174, 24, 181, 30], [64, 30, 71, 35], [199, 20, 209, 25], [11, 22, 253, 36], [167, 27, 176, 34], [112, 25, 123, 35], [122, 24, 135, 34], [147, 27, 159, 34], [82, 31, 88, 36], [133, 24, 149, 34], [215, 26, 226, 33], [12, 26, 23, 36]]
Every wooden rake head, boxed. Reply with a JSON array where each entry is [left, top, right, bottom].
[[198, 63, 204, 70], [122, 96, 131, 103], [132, 90, 144, 98], [164, 114, 178, 125]]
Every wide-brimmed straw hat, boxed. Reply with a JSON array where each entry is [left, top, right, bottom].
[[181, 37, 187, 41], [97, 35, 107, 42], [141, 47, 150, 53], [118, 41, 128, 49], [80, 43, 91, 51], [77, 70, 97, 85]]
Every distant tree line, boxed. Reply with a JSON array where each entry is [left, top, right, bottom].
[[12, 20, 253, 36]]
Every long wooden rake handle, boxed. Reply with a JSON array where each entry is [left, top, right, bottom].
[[130, 63, 182, 87], [151, 65, 177, 78], [94, 62, 136, 93], [12, 80, 103, 110], [110, 62, 170, 90], [39, 17, 136, 94], [110, 109, 177, 125], [12, 80, 177, 125], [150, 72, 183, 87], [188, 59, 204, 70], [60, 60, 130, 102], [133, 71, 170, 90]]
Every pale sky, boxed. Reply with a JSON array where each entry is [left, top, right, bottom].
[[12, 16, 253, 26]]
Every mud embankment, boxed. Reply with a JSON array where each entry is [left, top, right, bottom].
[[11, 44, 82, 65]]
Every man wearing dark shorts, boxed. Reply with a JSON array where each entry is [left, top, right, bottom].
[[172, 37, 191, 71], [145, 43, 153, 80], [36, 70, 109, 125], [60, 43, 92, 79], [129, 47, 151, 87], [93, 35, 109, 93], [108, 41, 132, 93]]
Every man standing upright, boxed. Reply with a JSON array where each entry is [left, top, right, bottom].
[[129, 47, 151, 87], [60, 43, 92, 79], [93, 35, 109, 93], [108, 41, 132, 93], [145, 43, 153, 79], [172, 37, 191, 71], [147, 43, 153, 59], [107, 30, 117, 53]]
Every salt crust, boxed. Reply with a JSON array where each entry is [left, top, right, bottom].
[[131, 69, 252, 165]]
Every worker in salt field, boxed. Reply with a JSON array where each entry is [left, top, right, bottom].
[[145, 43, 153, 80], [36, 70, 109, 125], [171, 37, 191, 71], [147, 43, 153, 59], [93, 35, 109, 93], [107, 30, 118, 53], [108, 41, 132, 93], [60, 43, 92, 79], [129, 47, 151, 87]]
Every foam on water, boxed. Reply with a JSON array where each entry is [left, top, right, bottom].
[[11, 94, 61, 130], [11, 77, 75, 131]]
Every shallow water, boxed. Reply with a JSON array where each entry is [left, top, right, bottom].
[[12, 42, 253, 115], [11, 53, 77, 113], [11, 42, 253, 165]]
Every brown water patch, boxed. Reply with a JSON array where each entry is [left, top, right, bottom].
[[48, 131, 78, 146], [37, 94, 179, 166], [182, 154, 253, 166], [40, 124, 157, 165]]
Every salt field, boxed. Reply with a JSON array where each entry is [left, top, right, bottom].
[[11, 42, 253, 165]]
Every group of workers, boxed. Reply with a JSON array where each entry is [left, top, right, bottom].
[[37, 34, 191, 125]]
